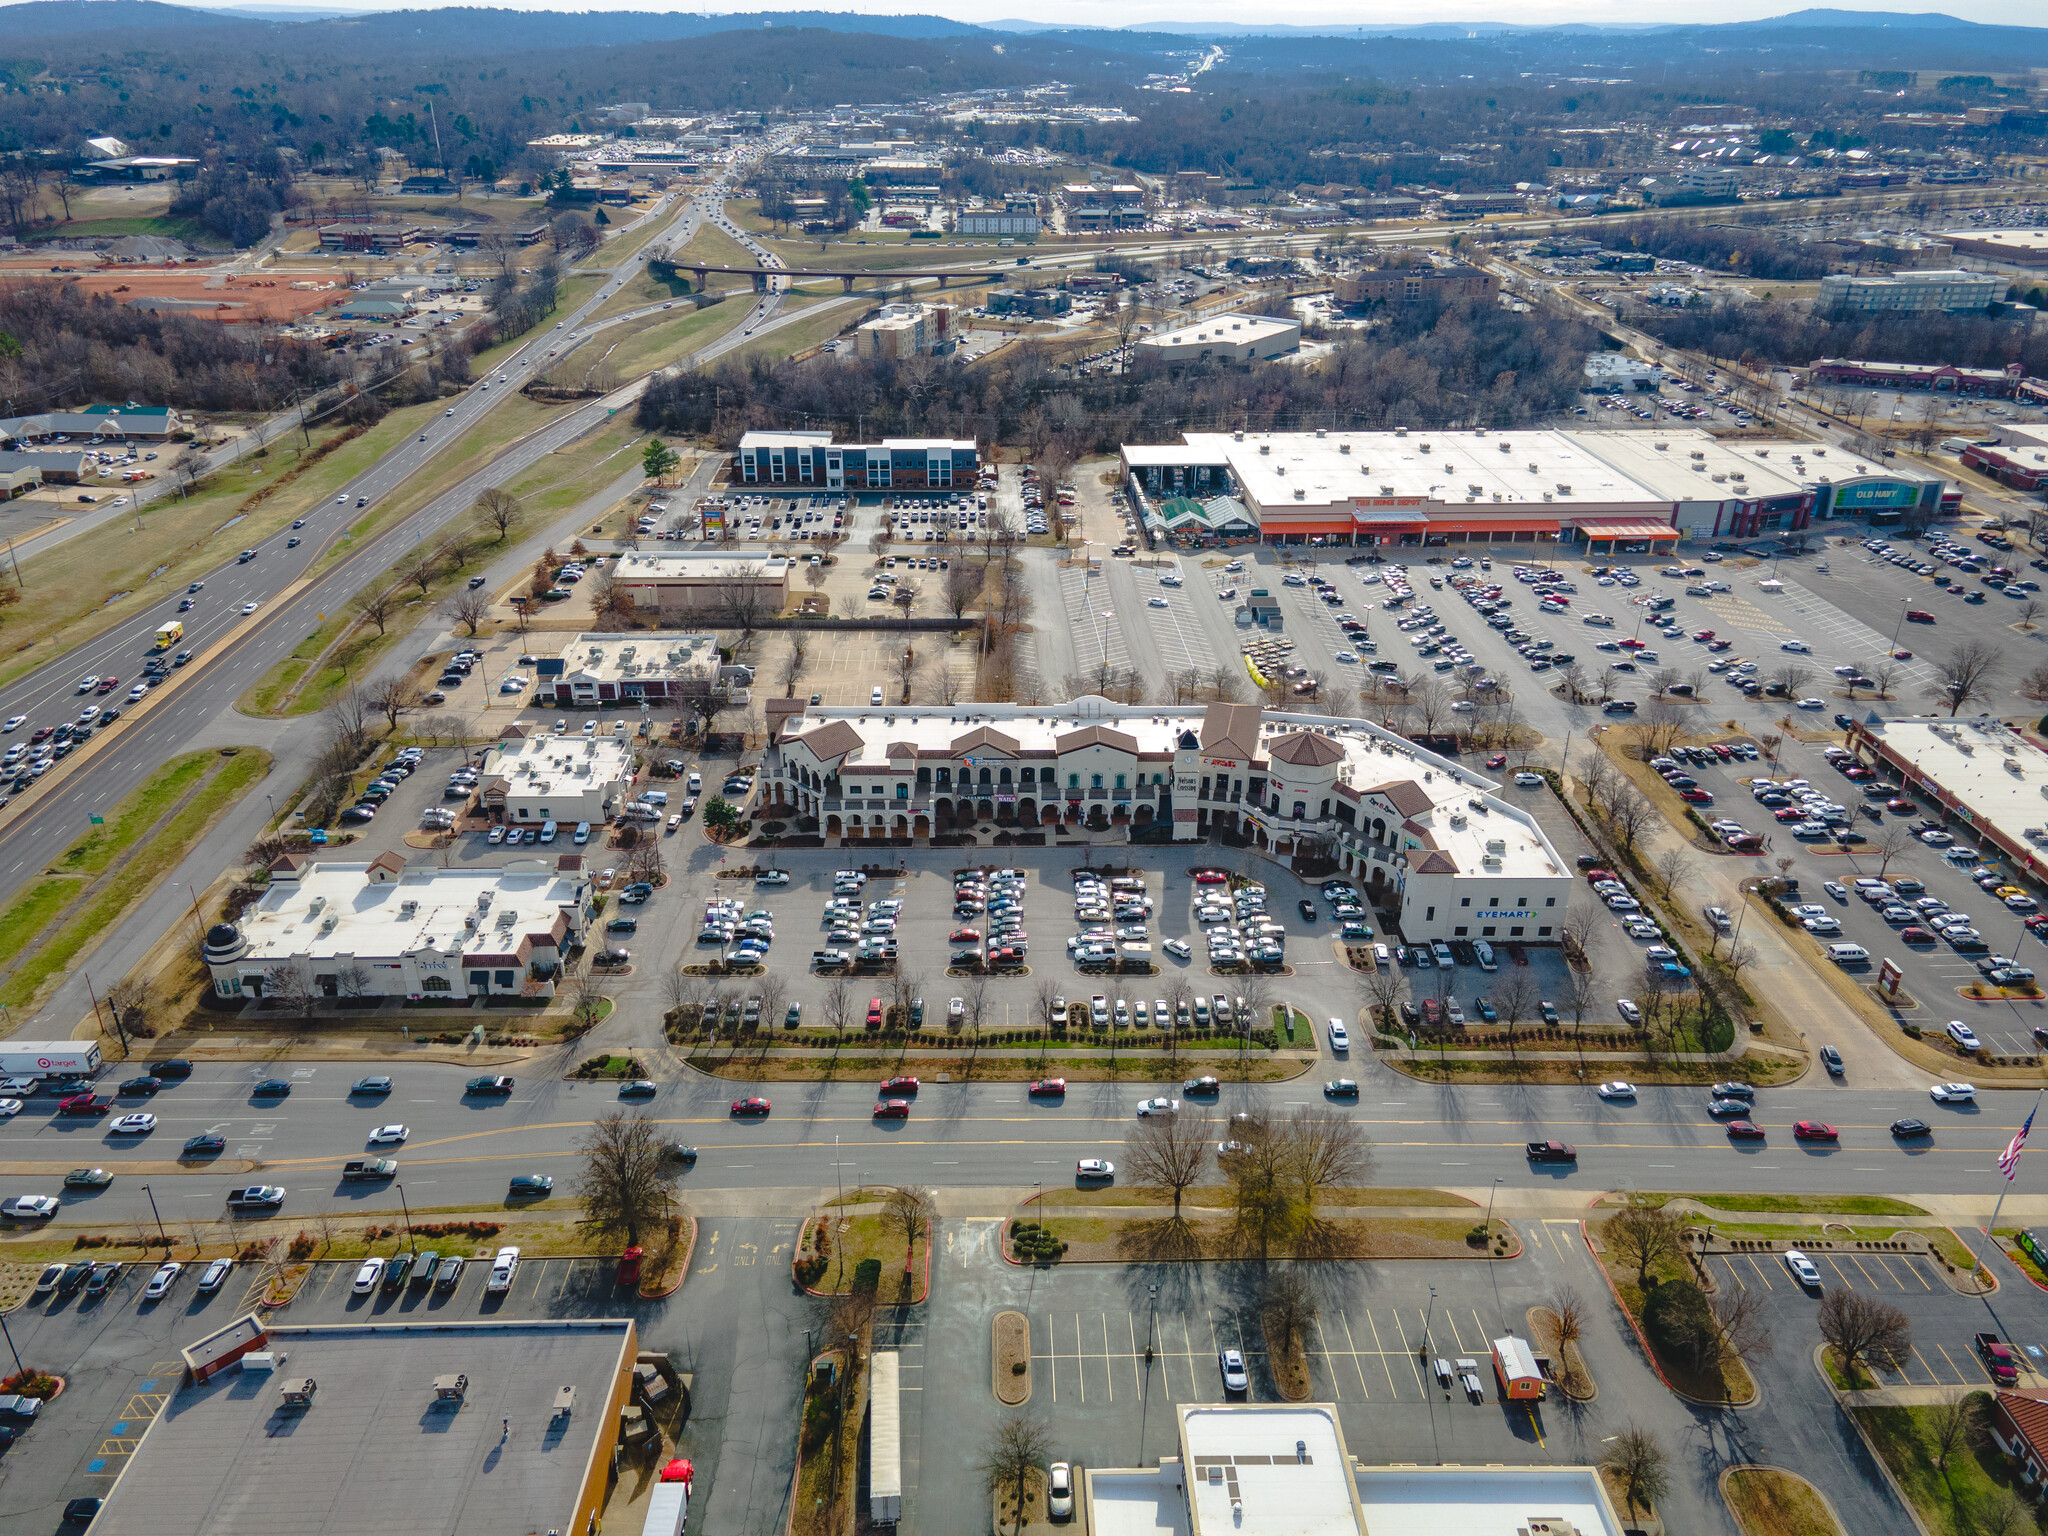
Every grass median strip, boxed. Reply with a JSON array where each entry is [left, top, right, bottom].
[[0, 748, 271, 1012], [1609, 1192, 1928, 1217]]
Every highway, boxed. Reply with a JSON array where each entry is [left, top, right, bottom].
[[0, 159, 792, 896], [0, 1056, 2027, 1226]]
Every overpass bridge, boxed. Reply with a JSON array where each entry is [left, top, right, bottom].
[[652, 257, 1012, 295]]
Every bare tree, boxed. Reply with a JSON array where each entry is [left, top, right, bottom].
[[1494, 966, 1539, 1054], [1560, 903, 1600, 966], [261, 964, 314, 1018], [1928, 640, 1999, 716], [1768, 663, 1814, 701], [1601, 1427, 1670, 1522], [981, 1416, 1052, 1536], [1577, 747, 1616, 810], [1123, 1110, 1211, 1219], [1652, 846, 1696, 903], [447, 586, 491, 636], [2022, 658, 2048, 704], [1362, 962, 1408, 1032], [780, 631, 811, 699], [884, 1185, 935, 1271], [1546, 1283, 1586, 1392], [354, 585, 398, 635], [1605, 783, 1654, 855], [893, 643, 923, 705], [1603, 1197, 1682, 1289], [1928, 1391, 1981, 1495], [1874, 820, 1918, 879], [367, 675, 414, 734], [824, 979, 852, 1044], [570, 1111, 674, 1246], [1817, 1287, 1912, 1382], [754, 971, 789, 1038], [1707, 1286, 1774, 1379], [1262, 1265, 1320, 1371]]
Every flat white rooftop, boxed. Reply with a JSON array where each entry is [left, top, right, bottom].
[[1181, 430, 1656, 514], [1354, 1466, 1625, 1536], [612, 552, 789, 583], [238, 859, 586, 965], [484, 730, 633, 790], [1860, 715, 2048, 845], [1561, 430, 1814, 503], [1142, 314, 1299, 349], [551, 632, 720, 687], [1182, 1404, 1359, 1536]]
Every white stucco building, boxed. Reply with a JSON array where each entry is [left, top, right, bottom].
[[203, 853, 592, 1001], [479, 729, 635, 828], [766, 698, 1570, 942]]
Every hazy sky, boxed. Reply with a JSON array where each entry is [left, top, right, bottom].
[[199, 0, 2046, 23]]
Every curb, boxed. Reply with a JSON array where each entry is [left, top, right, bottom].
[[995, 1211, 1522, 1266], [637, 1214, 697, 1301], [1579, 1218, 1758, 1410], [1816, 1343, 1939, 1536], [796, 1213, 933, 1304], [1718, 1466, 1848, 1536]]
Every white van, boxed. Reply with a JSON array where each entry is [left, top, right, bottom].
[[1825, 943, 1870, 965], [539, 820, 557, 843], [573, 822, 591, 845], [1473, 940, 1499, 972]]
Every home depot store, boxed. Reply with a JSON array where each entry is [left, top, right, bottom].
[[1121, 428, 1833, 549]]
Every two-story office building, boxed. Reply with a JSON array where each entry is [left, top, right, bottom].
[[766, 699, 1570, 941], [736, 430, 978, 491]]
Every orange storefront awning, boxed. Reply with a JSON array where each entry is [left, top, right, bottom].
[[1429, 518, 1564, 536], [1574, 519, 1679, 540], [1261, 520, 1352, 536]]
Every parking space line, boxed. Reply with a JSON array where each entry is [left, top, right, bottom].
[[1313, 1316, 1342, 1401], [1102, 1313, 1113, 1404], [1825, 1256, 1860, 1290], [1401, 1311, 1427, 1393], [1365, 1308, 1400, 1396], [1849, 1254, 1891, 1291], [1337, 1311, 1372, 1400], [1075, 1314, 1085, 1405], [1912, 1345, 1947, 1385], [1934, 1341, 1976, 1382], [1720, 1257, 1748, 1292]]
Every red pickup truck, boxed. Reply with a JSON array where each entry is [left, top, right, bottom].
[[1526, 1141, 1578, 1164], [1977, 1333, 2020, 1385], [57, 1094, 112, 1116]]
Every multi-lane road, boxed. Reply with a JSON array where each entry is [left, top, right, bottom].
[[0, 1050, 2028, 1227]]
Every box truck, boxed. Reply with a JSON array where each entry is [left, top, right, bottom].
[[869, 1350, 902, 1525], [641, 1458, 692, 1536], [153, 621, 184, 651], [0, 1042, 103, 1079]]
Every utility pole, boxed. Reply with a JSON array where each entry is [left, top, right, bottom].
[[140, 1184, 167, 1250]]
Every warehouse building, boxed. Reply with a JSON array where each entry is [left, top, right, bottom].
[[1818, 269, 2001, 316], [1082, 1404, 1628, 1536], [1119, 428, 1946, 546], [89, 1318, 638, 1536], [767, 698, 1571, 938], [204, 852, 592, 1000], [1582, 354, 1664, 393], [736, 430, 977, 490], [1136, 313, 1300, 365], [1940, 229, 2048, 268]]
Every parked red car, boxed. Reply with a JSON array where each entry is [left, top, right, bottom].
[[880, 1075, 920, 1094], [866, 998, 883, 1028]]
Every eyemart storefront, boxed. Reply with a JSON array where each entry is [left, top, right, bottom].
[[1813, 471, 1945, 526]]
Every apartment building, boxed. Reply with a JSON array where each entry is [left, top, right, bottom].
[[736, 430, 978, 491], [1335, 264, 1499, 307], [1817, 269, 2001, 316]]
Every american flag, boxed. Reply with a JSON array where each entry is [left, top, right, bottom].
[[1999, 1105, 2038, 1182]]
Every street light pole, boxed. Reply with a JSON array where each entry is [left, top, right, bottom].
[[0, 1309, 22, 1378], [1422, 1285, 1442, 1463], [395, 1184, 418, 1254], [140, 1184, 167, 1251]]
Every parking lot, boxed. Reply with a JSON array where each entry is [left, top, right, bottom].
[[1634, 724, 2048, 1059]]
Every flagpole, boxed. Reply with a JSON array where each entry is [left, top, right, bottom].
[[1988, 1089, 2045, 1238]]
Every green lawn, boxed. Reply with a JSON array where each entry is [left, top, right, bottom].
[[27, 215, 213, 245], [1724, 1467, 1845, 1536], [0, 750, 270, 1010], [1628, 1193, 1928, 1217], [1855, 1398, 2029, 1536], [52, 752, 216, 876]]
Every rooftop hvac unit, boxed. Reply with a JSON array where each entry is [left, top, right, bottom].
[[1259, 443, 1270, 455], [1381, 485, 1396, 495], [1339, 442, 1351, 454], [1528, 463, 1539, 473], [1557, 484, 1571, 494], [1499, 441, 1512, 453], [1419, 442, 1431, 454], [399, 901, 418, 919], [1486, 838, 1506, 854], [1654, 441, 1669, 451], [1690, 450, 1706, 460], [306, 896, 326, 918]]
